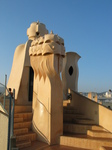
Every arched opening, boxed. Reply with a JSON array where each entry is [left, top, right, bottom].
[[28, 67, 34, 101]]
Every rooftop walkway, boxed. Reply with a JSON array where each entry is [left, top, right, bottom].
[[21, 141, 89, 150]]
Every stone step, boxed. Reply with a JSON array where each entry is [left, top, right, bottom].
[[64, 124, 104, 134], [14, 105, 32, 113], [1, 101, 10, 106], [16, 132, 37, 142], [14, 128, 28, 136], [63, 100, 71, 106], [14, 121, 32, 130], [14, 117, 23, 123], [91, 126, 106, 131], [63, 109, 79, 114], [16, 139, 31, 149], [63, 106, 76, 110], [4, 105, 9, 110], [87, 130, 112, 139], [60, 135, 112, 150], [4, 105, 11, 110], [14, 112, 32, 121], [75, 118, 95, 125], [21, 141, 93, 150], [99, 146, 112, 150], [63, 103, 70, 107], [63, 114, 85, 123]]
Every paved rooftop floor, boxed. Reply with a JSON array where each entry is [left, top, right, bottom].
[[21, 141, 89, 150]]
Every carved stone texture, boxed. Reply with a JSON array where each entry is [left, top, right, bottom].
[[30, 31, 65, 145], [62, 52, 81, 99], [29, 32, 65, 78]]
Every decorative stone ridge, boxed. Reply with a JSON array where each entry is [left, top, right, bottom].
[[29, 32, 65, 57]]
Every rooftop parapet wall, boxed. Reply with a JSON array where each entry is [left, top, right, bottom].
[[70, 90, 112, 133]]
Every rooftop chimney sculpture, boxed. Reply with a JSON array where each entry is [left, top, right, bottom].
[[29, 27, 65, 144], [7, 21, 80, 145]]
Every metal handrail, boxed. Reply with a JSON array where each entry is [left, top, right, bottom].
[[11, 89, 15, 136], [33, 91, 50, 144], [33, 91, 51, 114], [0, 83, 15, 150]]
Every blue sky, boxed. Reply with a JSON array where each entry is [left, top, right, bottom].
[[0, 0, 112, 92]]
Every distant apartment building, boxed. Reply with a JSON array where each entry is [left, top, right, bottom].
[[105, 90, 112, 98]]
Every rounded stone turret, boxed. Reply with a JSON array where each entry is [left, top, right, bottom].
[[27, 21, 48, 40]]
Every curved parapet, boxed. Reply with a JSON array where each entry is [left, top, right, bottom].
[[62, 52, 81, 99], [71, 90, 112, 133]]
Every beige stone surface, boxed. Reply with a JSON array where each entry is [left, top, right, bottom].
[[27, 21, 48, 40], [17, 66, 31, 105], [0, 103, 7, 113], [60, 135, 112, 150], [30, 32, 65, 145], [0, 107, 8, 150], [62, 52, 80, 99], [7, 40, 32, 101]]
